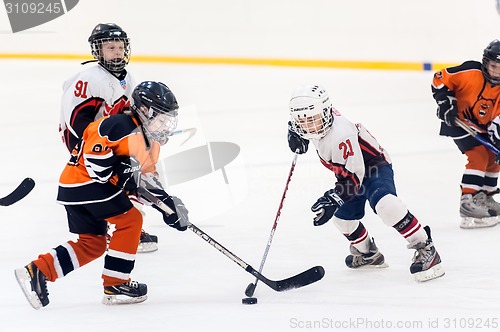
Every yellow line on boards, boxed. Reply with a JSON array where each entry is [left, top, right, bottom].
[[0, 53, 458, 71]]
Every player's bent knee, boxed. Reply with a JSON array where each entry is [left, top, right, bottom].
[[375, 194, 408, 227], [75, 234, 108, 261], [330, 216, 360, 234], [108, 207, 143, 231]]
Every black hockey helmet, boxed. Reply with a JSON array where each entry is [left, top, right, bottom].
[[88, 23, 130, 72], [132, 81, 179, 145], [482, 40, 500, 85]]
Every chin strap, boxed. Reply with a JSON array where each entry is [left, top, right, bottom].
[[129, 108, 151, 150], [80, 59, 98, 65]]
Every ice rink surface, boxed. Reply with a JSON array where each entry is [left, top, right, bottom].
[[1, 60, 499, 331]]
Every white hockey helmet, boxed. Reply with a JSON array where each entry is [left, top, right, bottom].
[[289, 84, 333, 139]]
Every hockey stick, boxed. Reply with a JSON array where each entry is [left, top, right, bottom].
[[455, 119, 500, 156], [244, 152, 299, 297], [0, 178, 35, 206], [137, 186, 325, 292], [170, 127, 197, 145]]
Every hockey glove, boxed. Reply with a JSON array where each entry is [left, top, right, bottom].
[[288, 121, 309, 154], [487, 116, 500, 163], [488, 116, 500, 147], [114, 156, 141, 193], [137, 172, 164, 205], [311, 189, 344, 226], [434, 88, 458, 127], [151, 192, 189, 231]]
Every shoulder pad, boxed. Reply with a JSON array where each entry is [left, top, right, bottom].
[[447, 61, 481, 74], [98, 114, 138, 142]]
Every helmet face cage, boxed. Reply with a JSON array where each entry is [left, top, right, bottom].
[[90, 37, 131, 72], [290, 107, 333, 140], [132, 81, 179, 145], [88, 24, 130, 73], [289, 85, 334, 140], [136, 106, 178, 145], [482, 40, 500, 85]]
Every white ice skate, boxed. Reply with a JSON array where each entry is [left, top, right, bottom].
[[408, 226, 445, 282], [459, 192, 498, 229], [345, 238, 388, 269]]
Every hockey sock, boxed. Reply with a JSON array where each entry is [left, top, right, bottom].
[[102, 207, 143, 287], [33, 234, 107, 282], [331, 217, 371, 253], [392, 211, 427, 245], [375, 194, 427, 245]]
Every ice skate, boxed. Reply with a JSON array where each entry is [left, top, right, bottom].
[[102, 280, 148, 305], [460, 192, 498, 229], [137, 229, 158, 253], [408, 226, 445, 282], [345, 238, 388, 269], [14, 262, 49, 310], [485, 190, 500, 216]]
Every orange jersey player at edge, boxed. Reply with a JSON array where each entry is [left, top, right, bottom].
[[15, 81, 189, 309], [432, 40, 500, 229], [59, 23, 161, 252], [287, 84, 444, 282]]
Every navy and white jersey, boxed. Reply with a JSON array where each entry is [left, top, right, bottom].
[[59, 64, 136, 151], [311, 109, 391, 202]]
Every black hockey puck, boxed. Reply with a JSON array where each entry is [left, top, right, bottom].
[[242, 297, 258, 305]]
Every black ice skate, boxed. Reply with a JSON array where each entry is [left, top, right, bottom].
[[137, 229, 158, 253], [408, 226, 445, 282], [14, 262, 50, 310], [460, 192, 498, 229], [102, 280, 148, 305], [345, 238, 388, 269]]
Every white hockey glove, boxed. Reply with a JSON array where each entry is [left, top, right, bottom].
[[311, 189, 344, 226]]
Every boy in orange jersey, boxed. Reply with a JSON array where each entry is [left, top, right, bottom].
[[60, 23, 159, 252], [432, 40, 500, 229], [15, 81, 188, 309]]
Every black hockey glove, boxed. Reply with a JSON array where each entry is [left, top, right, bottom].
[[487, 116, 500, 163], [433, 88, 458, 127], [152, 193, 189, 231], [311, 189, 344, 226], [287, 121, 309, 154], [114, 156, 141, 193]]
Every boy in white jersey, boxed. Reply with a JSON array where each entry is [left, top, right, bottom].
[[287, 84, 444, 282], [59, 23, 159, 253]]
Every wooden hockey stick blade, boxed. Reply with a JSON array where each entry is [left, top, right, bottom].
[[248, 265, 325, 292], [0, 178, 35, 206]]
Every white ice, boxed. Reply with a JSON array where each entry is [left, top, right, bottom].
[[1, 60, 499, 332]]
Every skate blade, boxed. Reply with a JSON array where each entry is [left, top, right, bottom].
[[102, 294, 148, 305], [349, 262, 389, 269], [413, 263, 445, 282], [460, 217, 498, 229], [137, 242, 158, 253], [14, 268, 43, 310]]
